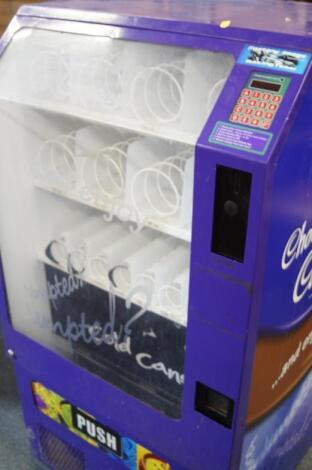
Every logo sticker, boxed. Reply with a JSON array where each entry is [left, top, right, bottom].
[[238, 45, 311, 75], [281, 220, 312, 304]]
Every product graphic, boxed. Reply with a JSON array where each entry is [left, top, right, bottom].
[[33, 382, 171, 470], [0, 2, 311, 470]]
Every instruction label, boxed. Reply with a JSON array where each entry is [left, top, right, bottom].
[[209, 121, 272, 155]]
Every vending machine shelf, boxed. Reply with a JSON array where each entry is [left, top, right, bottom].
[[0, 96, 197, 145], [34, 181, 192, 242]]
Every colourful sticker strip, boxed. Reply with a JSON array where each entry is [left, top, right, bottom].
[[32, 382, 171, 470], [238, 45, 311, 75]]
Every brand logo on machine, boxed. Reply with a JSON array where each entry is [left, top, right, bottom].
[[281, 221, 312, 304], [72, 407, 122, 456]]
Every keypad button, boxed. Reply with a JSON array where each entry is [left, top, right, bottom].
[[230, 114, 240, 122], [251, 118, 259, 126], [272, 95, 282, 103], [231, 87, 281, 127], [269, 104, 278, 111], [261, 121, 271, 129], [240, 116, 249, 124], [234, 105, 243, 113], [261, 93, 271, 100], [259, 102, 267, 109]]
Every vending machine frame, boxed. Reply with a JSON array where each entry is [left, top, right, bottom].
[[0, 1, 311, 469]]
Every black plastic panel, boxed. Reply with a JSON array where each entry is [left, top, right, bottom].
[[195, 382, 234, 428], [211, 166, 252, 262]]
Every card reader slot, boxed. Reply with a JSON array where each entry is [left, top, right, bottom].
[[211, 166, 252, 262]]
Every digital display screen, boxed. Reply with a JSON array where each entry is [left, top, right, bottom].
[[250, 80, 281, 92]]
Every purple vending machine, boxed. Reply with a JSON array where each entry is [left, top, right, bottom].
[[0, 1, 311, 469]]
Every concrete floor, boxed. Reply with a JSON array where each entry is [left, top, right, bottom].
[[0, 329, 45, 470], [0, 328, 311, 470]]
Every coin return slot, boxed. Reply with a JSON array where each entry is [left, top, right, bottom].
[[195, 382, 234, 429]]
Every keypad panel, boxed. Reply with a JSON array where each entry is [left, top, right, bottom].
[[230, 89, 282, 130], [229, 73, 291, 130]]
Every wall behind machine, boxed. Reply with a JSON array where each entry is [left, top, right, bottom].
[[0, 0, 40, 35]]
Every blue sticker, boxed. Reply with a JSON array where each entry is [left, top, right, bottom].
[[238, 45, 311, 75], [209, 122, 273, 156]]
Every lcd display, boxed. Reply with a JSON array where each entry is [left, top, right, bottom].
[[250, 80, 281, 92]]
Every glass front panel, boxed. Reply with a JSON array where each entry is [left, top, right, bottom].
[[0, 28, 233, 417]]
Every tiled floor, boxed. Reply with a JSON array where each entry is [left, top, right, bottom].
[[0, 328, 311, 469]]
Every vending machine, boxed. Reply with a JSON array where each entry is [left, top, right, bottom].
[[0, 1, 311, 469]]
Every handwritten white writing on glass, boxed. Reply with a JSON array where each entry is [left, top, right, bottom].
[[47, 267, 84, 310], [52, 312, 183, 386], [136, 353, 184, 385], [53, 312, 132, 354]]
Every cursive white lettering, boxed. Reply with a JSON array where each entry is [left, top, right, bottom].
[[282, 221, 312, 271], [135, 353, 184, 385], [47, 269, 84, 310], [281, 221, 312, 304], [293, 250, 312, 304]]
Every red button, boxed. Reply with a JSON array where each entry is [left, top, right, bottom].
[[234, 105, 243, 113], [261, 93, 271, 100], [242, 89, 250, 97], [240, 116, 249, 124], [245, 108, 253, 115], [272, 95, 282, 103], [251, 118, 259, 126], [259, 102, 267, 109], [269, 104, 278, 111], [249, 100, 257, 106], [230, 114, 239, 122], [262, 121, 271, 129], [265, 112, 274, 119], [255, 110, 263, 117], [252, 91, 261, 98], [239, 98, 247, 105]]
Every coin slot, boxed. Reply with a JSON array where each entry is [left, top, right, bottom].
[[195, 382, 234, 429]]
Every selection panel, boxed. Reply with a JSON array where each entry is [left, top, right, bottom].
[[230, 72, 291, 130]]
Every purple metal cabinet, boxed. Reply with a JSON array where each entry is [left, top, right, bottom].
[[0, 1, 311, 469]]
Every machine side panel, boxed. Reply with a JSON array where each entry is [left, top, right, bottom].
[[240, 74, 312, 470]]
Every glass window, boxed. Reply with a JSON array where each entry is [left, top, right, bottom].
[[0, 28, 233, 417]]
